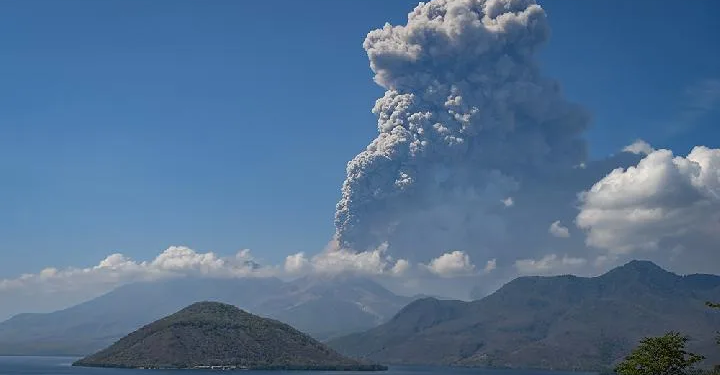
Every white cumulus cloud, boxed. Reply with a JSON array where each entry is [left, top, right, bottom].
[[283, 243, 410, 277], [483, 258, 497, 273], [549, 220, 570, 238], [284, 252, 310, 274], [577, 145, 720, 259], [623, 139, 655, 155], [391, 259, 411, 276], [422, 251, 477, 277]]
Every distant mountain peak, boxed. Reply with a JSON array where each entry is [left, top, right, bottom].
[[593, 260, 681, 292], [622, 259, 666, 270], [602, 259, 676, 279]]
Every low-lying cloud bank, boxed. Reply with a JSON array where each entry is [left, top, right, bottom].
[[0, 245, 413, 320], [0, 248, 399, 293], [0, 244, 493, 319], [1, 245, 503, 296], [0, 246, 267, 294]]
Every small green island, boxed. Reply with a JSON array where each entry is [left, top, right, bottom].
[[72, 301, 387, 371]]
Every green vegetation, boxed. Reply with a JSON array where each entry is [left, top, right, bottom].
[[708, 302, 720, 374], [73, 301, 386, 371], [614, 332, 704, 375], [613, 301, 720, 375], [709, 301, 720, 346]]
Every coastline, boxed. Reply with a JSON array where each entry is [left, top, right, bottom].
[[72, 361, 389, 371]]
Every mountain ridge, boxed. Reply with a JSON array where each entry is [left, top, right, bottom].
[[0, 275, 411, 356], [329, 260, 720, 371]]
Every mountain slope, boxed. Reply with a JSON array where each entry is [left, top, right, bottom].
[[0, 276, 410, 355], [329, 261, 720, 370], [73, 301, 385, 370], [266, 276, 412, 340]]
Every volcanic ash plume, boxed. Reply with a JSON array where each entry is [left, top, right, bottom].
[[335, 0, 590, 258]]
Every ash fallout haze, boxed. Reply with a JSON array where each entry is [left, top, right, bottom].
[[1, 0, 720, 321]]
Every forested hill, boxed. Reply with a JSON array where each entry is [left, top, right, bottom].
[[329, 260, 720, 371], [74, 301, 386, 371]]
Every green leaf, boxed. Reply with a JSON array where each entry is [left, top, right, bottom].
[[614, 332, 704, 375]]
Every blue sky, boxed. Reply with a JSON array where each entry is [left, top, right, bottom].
[[1, 0, 719, 279]]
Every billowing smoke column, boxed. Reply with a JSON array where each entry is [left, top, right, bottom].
[[335, 0, 589, 258]]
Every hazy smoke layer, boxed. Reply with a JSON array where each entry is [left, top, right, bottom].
[[335, 0, 589, 257]]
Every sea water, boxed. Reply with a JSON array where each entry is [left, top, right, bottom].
[[0, 357, 598, 375]]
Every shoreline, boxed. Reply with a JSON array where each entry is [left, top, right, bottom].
[[72, 362, 389, 371]]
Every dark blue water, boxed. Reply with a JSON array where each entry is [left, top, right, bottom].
[[0, 357, 596, 375]]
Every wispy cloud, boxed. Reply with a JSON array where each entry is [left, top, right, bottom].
[[662, 78, 720, 137], [514, 254, 587, 276]]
